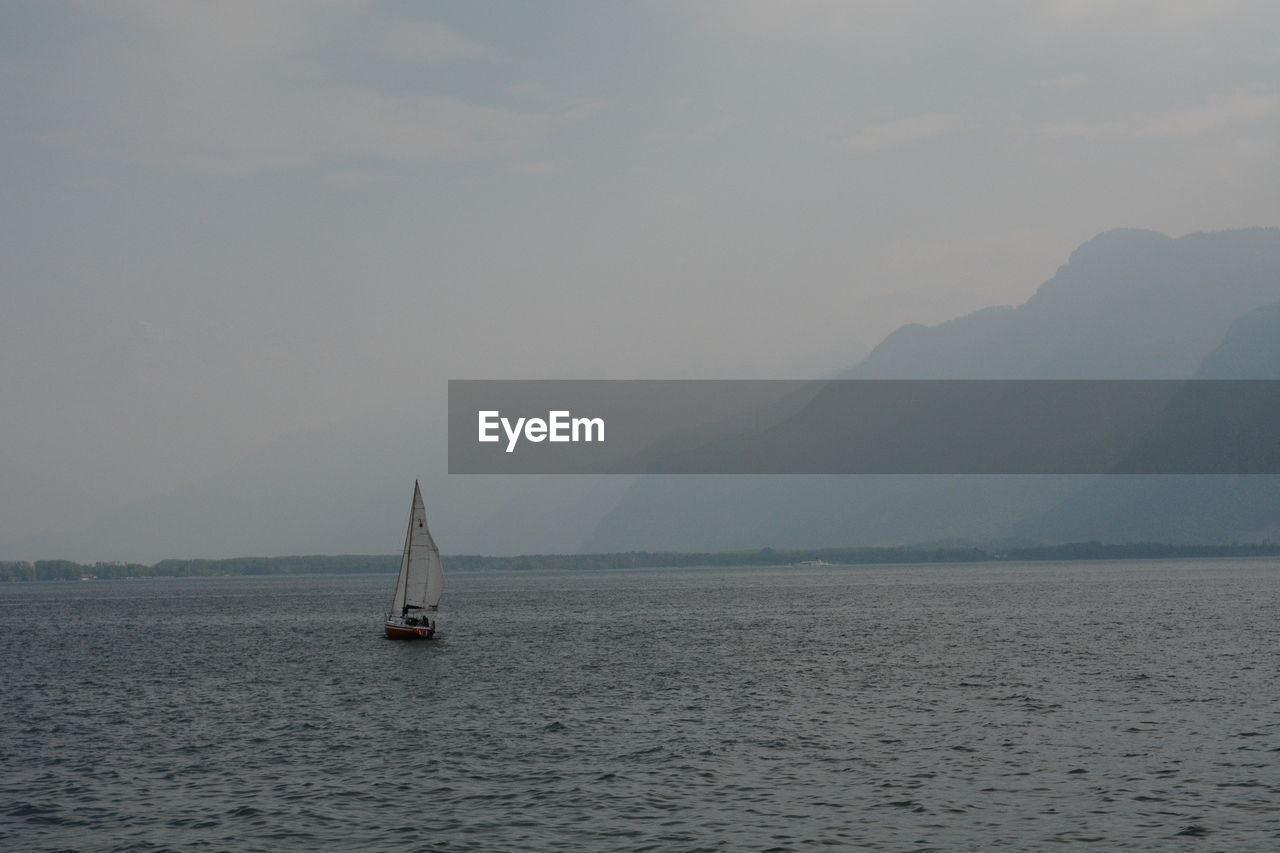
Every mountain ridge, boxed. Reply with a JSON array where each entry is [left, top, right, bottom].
[[587, 227, 1280, 552]]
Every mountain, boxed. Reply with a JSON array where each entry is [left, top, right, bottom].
[[586, 228, 1280, 552], [15, 227, 1279, 561], [1196, 299, 1280, 378], [851, 228, 1280, 379], [1016, 299, 1280, 544]]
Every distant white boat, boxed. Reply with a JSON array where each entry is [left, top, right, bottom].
[[793, 559, 831, 567], [383, 480, 445, 640]]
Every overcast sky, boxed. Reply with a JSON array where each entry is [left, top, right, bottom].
[[3, 1, 1278, 556]]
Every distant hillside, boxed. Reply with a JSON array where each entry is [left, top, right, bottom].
[[6, 541, 1279, 581], [1018, 299, 1280, 544], [587, 228, 1280, 552], [15, 228, 1279, 562], [852, 228, 1280, 379]]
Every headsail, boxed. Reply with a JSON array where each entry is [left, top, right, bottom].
[[389, 481, 445, 616]]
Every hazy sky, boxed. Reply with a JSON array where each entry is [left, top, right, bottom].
[[3, 1, 1278, 556]]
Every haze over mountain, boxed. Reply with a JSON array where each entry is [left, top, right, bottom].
[[8, 3, 1280, 563], [850, 228, 1280, 380], [586, 227, 1280, 552], [9, 227, 1280, 561]]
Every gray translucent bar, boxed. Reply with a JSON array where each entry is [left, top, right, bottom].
[[448, 380, 1280, 474]]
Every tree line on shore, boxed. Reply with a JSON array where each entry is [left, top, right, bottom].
[[2, 541, 1278, 582]]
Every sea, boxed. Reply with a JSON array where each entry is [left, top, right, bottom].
[[3, 558, 1278, 852]]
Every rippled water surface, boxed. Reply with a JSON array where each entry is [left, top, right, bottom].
[[4, 559, 1280, 851]]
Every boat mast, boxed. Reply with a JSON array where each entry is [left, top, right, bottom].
[[388, 481, 417, 618]]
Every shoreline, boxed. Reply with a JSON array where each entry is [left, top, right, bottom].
[[4, 541, 1278, 582]]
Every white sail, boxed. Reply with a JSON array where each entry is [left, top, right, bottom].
[[389, 481, 445, 616]]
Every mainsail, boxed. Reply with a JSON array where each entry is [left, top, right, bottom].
[[389, 481, 445, 616]]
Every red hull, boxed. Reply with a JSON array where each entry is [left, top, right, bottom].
[[384, 622, 434, 640]]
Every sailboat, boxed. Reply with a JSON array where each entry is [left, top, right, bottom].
[[383, 480, 445, 640]]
